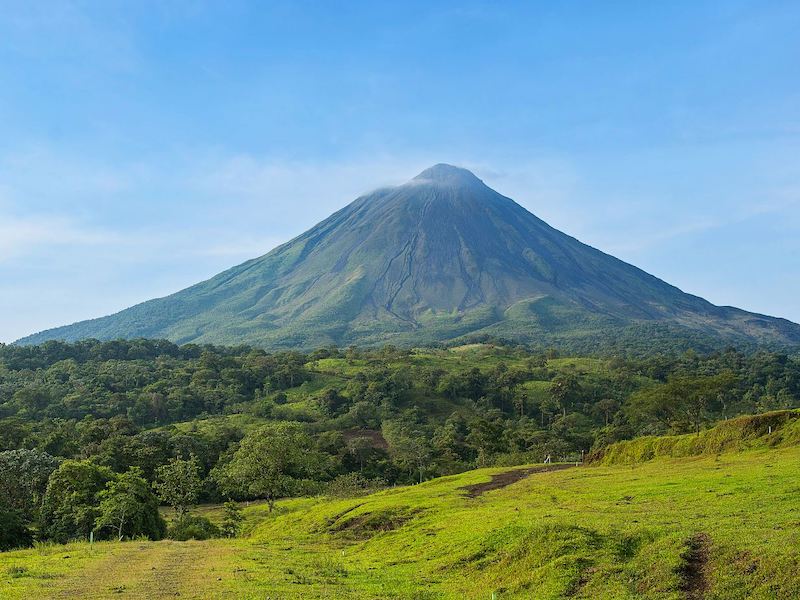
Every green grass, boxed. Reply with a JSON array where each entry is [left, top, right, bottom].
[[591, 409, 800, 465], [547, 356, 609, 373], [3, 418, 800, 598], [164, 413, 264, 434], [224, 446, 800, 599]]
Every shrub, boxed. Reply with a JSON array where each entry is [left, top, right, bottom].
[[326, 473, 387, 498], [167, 515, 220, 541]]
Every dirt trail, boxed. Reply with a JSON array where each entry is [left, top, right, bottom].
[[46, 540, 234, 599], [460, 464, 576, 498], [681, 533, 711, 600]]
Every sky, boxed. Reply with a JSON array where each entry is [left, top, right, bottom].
[[1, 0, 799, 343]]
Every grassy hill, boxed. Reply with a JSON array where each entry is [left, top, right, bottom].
[[2, 413, 799, 599], [590, 409, 800, 465]]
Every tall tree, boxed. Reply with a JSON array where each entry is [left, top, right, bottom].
[[153, 455, 203, 521], [383, 419, 432, 483], [95, 467, 165, 541], [213, 423, 325, 511], [220, 501, 244, 538]]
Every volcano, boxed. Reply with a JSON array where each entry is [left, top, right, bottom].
[[18, 164, 800, 352]]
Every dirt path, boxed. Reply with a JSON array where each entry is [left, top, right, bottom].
[[680, 533, 711, 600], [45, 540, 234, 599], [460, 464, 577, 498]]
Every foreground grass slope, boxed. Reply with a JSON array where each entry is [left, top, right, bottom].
[[3, 416, 800, 599], [231, 447, 800, 599]]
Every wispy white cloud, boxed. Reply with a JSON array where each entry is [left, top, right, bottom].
[[593, 218, 723, 255], [0, 211, 120, 261], [0, 145, 140, 208], [190, 153, 432, 211]]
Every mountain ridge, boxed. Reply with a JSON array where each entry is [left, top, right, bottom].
[[17, 164, 800, 352]]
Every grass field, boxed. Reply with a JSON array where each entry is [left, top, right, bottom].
[[2, 419, 799, 599]]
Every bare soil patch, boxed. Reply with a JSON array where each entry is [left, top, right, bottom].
[[680, 532, 712, 600], [460, 464, 576, 498], [341, 428, 389, 449], [329, 507, 422, 539]]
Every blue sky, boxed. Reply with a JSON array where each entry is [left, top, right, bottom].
[[1, 0, 799, 342]]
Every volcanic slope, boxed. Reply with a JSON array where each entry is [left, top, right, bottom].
[[19, 164, 800, 350]]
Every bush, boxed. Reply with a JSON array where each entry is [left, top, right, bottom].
[[167, 515, 220, 541], [326, 473, 387, 498]]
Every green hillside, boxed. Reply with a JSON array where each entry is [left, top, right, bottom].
[[2, 414, 799, 599], [591, 409, 800, 464], [18, 165, 800, 352]]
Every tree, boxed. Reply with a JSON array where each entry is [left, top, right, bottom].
[[0, 449, 61, 520], [383, 419, 432, 483], [593, 399, 619, 426], [0, 501, 33, 551], [432, 413, 472, 468], [627, 373, 738, 434], [509, 389, 526, 417], [465, 412, 506, 459], [153, 456, 203, 520], [213, 423, 325, 511], [346, 436, 375, 472], [549, 374, 581, 418], [95, 467, 165, 541], [12, 385, 54, 415], [220, 501, 243, 538], [681, 373, 737, 433], [0, 418, 30, 452], [437, 372, 463, 400], [316, 388, 349, 416], [344, 401, 380, 429], [39, 460, 115, 543]]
